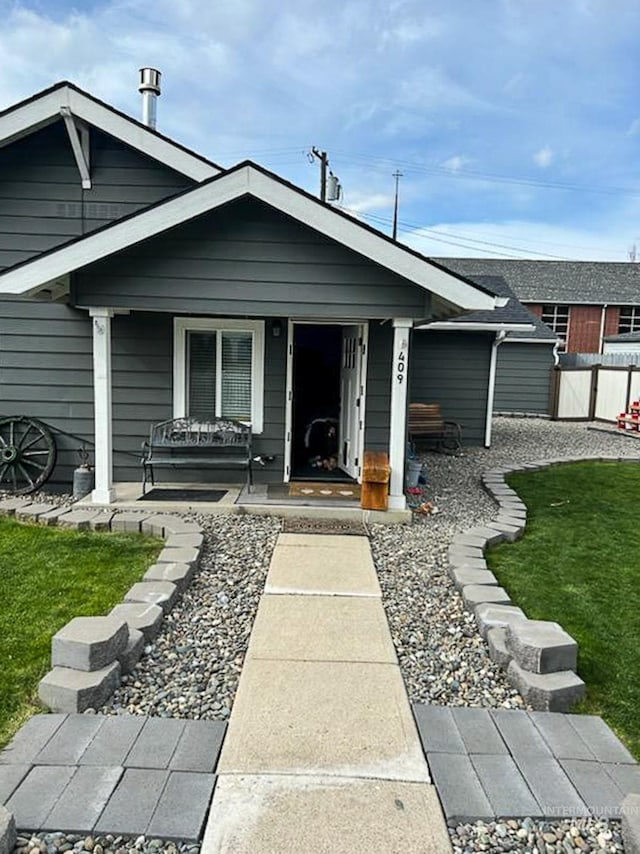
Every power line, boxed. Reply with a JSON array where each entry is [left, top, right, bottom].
[[346, 208, 572, 260], [328, 149, 640, 198]]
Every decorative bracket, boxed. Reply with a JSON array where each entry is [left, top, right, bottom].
[[60, 107, 91, 189]]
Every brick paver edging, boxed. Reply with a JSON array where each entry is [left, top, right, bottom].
[[449, 455, 640, 712], [0, 498, 204, 716]]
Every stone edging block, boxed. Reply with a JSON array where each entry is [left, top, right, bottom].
[[0, 805, 16, 854], [507, 619, 578, 674], [507, 660, 585, 712], [38, 662, 121, 713], [4, 504, 207, 713], [460, 456, 625, 712], [622, 794, 640, 854], [52, 615, 129, 672], [124, 581, 178, 613]]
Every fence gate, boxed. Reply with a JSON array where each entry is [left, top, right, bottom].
[[551, 365, 640, 422]]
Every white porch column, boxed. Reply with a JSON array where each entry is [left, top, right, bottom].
[[388, 318, 412, 510], [90, 307, 115, 504]]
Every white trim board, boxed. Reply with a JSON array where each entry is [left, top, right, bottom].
[[415, 322, 535, 333], [0, 83, 219, 182], [0, 164, 501, 314]]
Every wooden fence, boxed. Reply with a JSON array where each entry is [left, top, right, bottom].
[[550, 365, 640, 422]]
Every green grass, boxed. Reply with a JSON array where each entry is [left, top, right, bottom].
[[486, 462, 640, 759], [0, 518, 162, 747]]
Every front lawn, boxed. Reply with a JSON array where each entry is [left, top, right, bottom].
[[0, 517, 162, 747], [487, 462, 640, 759]]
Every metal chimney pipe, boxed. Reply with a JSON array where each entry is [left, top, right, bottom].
[[138, 67, 161, 129]]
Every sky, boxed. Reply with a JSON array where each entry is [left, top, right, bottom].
[[1, 0, 640, 261]]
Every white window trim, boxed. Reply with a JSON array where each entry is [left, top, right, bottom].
[[173, 317, 265, 434]]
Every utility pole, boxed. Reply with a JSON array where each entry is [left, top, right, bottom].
[[392, 170, 403, 240], [311, 147, 329, 202]]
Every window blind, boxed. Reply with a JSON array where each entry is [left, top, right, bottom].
[[187, 331, 216, 419], [221, 331, 252, 420]]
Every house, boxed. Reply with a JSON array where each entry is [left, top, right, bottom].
[[0, 78, 537, 511], [422, 272, 559, 418], [436, 258, 640, 355]]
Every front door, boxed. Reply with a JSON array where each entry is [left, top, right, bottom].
[[339, 325, 365, 479], [284, 321, 368, 482]]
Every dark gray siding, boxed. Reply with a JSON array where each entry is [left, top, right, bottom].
[[495, 343, 555, 414], [73, 199, 430, 320], [0, 120, 193, 271], [364, 321, 392, 452], [111, 315, 392, 483], [109, 312, 288, 484], [409, 331, 491, 445], [0, 298, 93, 485], [0, 305, 394, 489]]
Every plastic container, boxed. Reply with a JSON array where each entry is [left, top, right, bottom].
[[405, 459, 422, 488]]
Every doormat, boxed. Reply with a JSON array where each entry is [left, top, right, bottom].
[[289, 481, 361, 499], [138, 488, 227, 502], [282, 517, 369, 536]]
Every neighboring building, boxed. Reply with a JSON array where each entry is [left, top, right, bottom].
[[603, 331, 640, 355], [436, 259, 640, 355], [0, 80, 530, 509]]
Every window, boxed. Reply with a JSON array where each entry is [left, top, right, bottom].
[[541, 304, 570, 350], [173, 318, 265, 433], [619, 306, 640, 334]]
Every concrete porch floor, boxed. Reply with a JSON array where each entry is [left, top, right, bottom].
[[76, 481, 411, 524]]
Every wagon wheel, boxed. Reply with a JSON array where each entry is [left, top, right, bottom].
[[0, 416, 56, 494]]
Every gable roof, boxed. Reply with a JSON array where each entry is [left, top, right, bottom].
[[416, 274, 556, 342], [0, 160, 503, 315], [435, 258, 640, 305], [0, 81, 221, 182], [457, 275, 558, 341]]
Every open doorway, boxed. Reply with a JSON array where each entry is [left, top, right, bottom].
[[291, 324, 349, 480]]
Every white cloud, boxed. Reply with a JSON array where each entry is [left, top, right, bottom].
[[627, 118, 640, 136], [345, 192, 394, 214], [442, 155, 469, 173], [533, 146, 554, 168]]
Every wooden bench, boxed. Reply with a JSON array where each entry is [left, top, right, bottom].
[[408, 403, 462, 453], [141, 417, 253, 494]]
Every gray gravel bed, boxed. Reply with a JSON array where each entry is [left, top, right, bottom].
[[99, 514, 281, 719], [449, 817, 624, 853], [12, 832, 199, 854], [0, 488, 74, 506]]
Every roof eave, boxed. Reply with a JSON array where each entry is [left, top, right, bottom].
[[0, 82, 220, 182]]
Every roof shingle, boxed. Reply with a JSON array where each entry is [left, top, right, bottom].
[[434, 258, 640, 304]]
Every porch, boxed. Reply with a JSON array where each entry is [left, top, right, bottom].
[[88, 308, 414, 514], [76, 479, 412, 524]]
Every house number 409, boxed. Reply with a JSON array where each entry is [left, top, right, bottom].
[[396, 349, 406, 383]]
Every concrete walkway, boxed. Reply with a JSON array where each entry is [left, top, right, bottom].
[[202, 533, 452, 853]]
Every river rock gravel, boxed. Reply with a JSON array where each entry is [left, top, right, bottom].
[[449, 817, 624, 853], [12, 833, 200, 854], [98, 514, 281, 719]]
